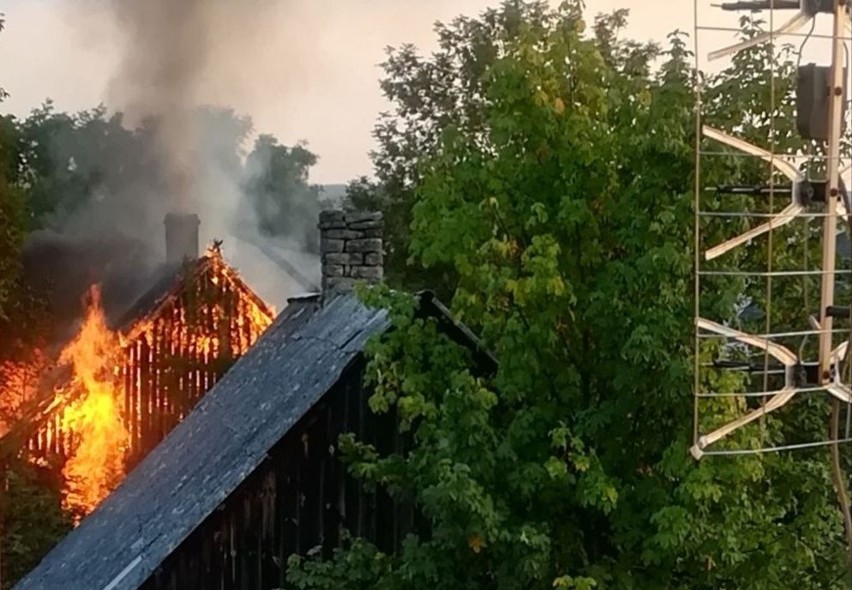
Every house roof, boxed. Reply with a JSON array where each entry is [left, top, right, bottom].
[[0, 249, 275, 464], [109, 249, 275, 333], [106, 262, 184, 331], [19, 230, 154, 337], [15, 290, 494, 590], [14, 293, 390, 590]]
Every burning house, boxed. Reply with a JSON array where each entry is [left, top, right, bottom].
[[0, 213, 275, 518], [13, 210, 495, 590]]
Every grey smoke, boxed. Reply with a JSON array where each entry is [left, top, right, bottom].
[[106, 0, 210, 212], [21, 229, 155, 333], [46, 0, 325, 312]]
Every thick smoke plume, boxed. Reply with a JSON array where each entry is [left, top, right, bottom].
[[107, 1, 216, 213], [32, 0, 327, 317], [107, 0, 323, 308]]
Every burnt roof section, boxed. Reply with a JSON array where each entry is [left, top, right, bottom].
[[109, 250, 274, 333], [0, 252, 275, 463], [107, 262, 183, 330], [14, 293, 388, 590], [19, 230, 156, 341]]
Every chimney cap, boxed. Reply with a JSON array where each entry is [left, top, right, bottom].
[[164, 212, 200, 226]]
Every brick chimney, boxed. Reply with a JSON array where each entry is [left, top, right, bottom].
[[319, 210, 383, 299], [164, 213, 200, 265]]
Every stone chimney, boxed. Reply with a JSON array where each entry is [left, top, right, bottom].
[[319, 210, 383, 299], [164, 213, 200, 265]]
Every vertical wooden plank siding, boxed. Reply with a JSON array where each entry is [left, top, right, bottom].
[[23, 269, 272, 475], [140, 362, 413, 590]]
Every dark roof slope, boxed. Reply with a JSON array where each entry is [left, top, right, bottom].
[[15, 294, 388, 590], [20, 230, 154, 336], [107, 262, 183, 330]]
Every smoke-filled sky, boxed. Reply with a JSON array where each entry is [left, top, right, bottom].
[[0, 0, 743, 184], [1, 0, 841, 313]]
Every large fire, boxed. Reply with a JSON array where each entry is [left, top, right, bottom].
[[56, 286, 127, 520], [0, 250, 274, 524]]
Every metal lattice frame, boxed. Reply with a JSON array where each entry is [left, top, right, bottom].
[[701, 126, 851, 261], [707, 2, 852, 62], [691, 318, 851, 458], [693, 0, 852, 457]]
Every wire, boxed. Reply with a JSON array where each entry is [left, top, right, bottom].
[[796, 16, 816, 70]]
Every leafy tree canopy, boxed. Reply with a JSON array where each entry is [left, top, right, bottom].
[[0, 116, 24, 322], [0, 459, 72, 590], [0, 13, 23, 320], [290, 2, 850, 589], [243, 134, 323, 253], [13, 101, 323, 249]]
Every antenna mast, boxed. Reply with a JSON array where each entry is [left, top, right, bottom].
[[818, 0, 846, 385]]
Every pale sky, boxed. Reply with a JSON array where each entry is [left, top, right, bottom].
[[0, 1, 826, 183]]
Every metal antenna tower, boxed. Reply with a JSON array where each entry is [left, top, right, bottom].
[[693, 0, 852, 458]]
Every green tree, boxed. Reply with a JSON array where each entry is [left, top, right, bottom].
[[0, 458, 72, 590], [343, 176, 386, 214], [0, 116, 24, 321], [0, 14, 23, 320], [243, 135, 322, 253], [343, 1, 528, 292], [289, 2, 849, 589], [16, 102, 166, 229]]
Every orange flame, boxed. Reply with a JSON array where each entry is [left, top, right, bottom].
[[57, 285, 127, 520], [5, 255, 274, 522]]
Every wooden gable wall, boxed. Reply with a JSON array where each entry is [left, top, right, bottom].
[[120, 255, 273, 466], [26, 255, 274, 470], [140, 360, 415, 590]]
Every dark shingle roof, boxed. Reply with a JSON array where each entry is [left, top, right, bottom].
[[14, 293, 388, 590]]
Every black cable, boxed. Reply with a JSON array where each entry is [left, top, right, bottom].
[[720, 1, 801, 11], [797, 15, 817, 67]]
